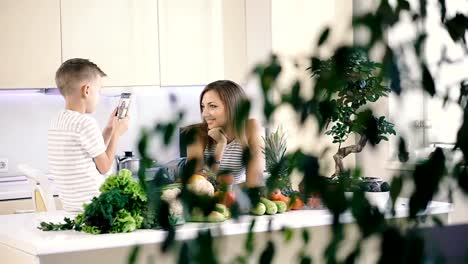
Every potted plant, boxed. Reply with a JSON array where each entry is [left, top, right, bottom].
[[307, 48, 396, 208]]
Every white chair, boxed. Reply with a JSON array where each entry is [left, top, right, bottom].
[[17, 164, 56, 212]]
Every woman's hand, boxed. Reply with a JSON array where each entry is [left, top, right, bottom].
[[208, 127, 227, 144]]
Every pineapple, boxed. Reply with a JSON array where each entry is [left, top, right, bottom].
[[263, 127, 291, 193]]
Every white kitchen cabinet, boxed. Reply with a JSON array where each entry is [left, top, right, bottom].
[[0, 0, 61, 89], [61, 0, 160, 87], [158, 0, 247, 86]]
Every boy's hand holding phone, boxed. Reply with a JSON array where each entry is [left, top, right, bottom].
[[107, 93, 132, 137], [105, 107, 118, 131], [113, 115, 129, 137], [117, 93, 131, 120]]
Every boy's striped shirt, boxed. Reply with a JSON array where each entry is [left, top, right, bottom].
[[48, 110, 106, 212]]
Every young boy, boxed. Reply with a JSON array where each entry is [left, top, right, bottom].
[[48, 58, 129, 212]]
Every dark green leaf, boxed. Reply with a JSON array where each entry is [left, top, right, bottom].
[[378, 227, 404, 264], [137, 130, 149, 159], [282, 227, 294, 243], [302, 229, 310, 245], [419, 0, 427, 18], [161, 225, 175, 252], [456, 165, 468, 194], [195, 230, 217, 264], [390, 175, 403, 210], [414, 34, 427, 57], [422, 64, 436, 96], [455, 105, 468, 161], [383, 47, 401, 95], [317, 27, 330, 46], [405, 231, 425, 263], [438, 0, 446, 22], [127, 245, 140, 264], [245, 220, 256, 254], [177, 242, 190, 264], [409, 148, 446, 219], [345, 245, 361, 264], [300, 256, 312, 264], [444, 14, 468, 43], [235, 99, 251, 136], [398, 137, 409, 162], [432, 216, 444, 227], [259, 241, 275, 264], [397, 0, 410, 12], [350, 191, 385, 238]]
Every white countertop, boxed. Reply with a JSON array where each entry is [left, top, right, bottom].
[[0, 198, 452, 256]]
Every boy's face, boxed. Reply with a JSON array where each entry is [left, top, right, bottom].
[[85, 76, 102, 113]]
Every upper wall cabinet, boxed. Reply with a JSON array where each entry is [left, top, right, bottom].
[[61, 0, 160, 87], [158, 0, 223, 86], [0, 0, 61, 89], [158, 0, 247, 86]]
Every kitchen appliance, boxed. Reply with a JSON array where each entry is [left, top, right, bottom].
[[115, 151, 140, 175]]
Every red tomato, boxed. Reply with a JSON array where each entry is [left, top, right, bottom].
[[216, 190, 236, 208], [290, 196, 304, 210], [224, 191, 236, 208], [269, 188, 284, 201]]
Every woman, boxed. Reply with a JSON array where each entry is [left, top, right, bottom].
[[185, 80, 265, 187]]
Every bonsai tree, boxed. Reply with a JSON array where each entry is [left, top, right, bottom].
[[309, 48, 396, 178]]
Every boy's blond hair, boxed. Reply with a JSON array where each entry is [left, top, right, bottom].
[[55, 58, 107, 96]]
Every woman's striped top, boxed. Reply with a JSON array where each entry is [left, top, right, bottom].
[[204, 140, 246, 184]]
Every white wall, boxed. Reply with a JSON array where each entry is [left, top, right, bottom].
[[0, 87, 197, 177], [269, 0, 354, 178]]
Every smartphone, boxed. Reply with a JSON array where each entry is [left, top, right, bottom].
[[116, 93, 131, 119]]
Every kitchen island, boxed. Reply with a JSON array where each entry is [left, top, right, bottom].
[[0, 198, 452, 264]]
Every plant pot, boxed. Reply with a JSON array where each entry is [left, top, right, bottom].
[[345, 191, 390, 211]]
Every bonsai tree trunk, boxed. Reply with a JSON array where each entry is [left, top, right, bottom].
[[331, 135, 368, 178]]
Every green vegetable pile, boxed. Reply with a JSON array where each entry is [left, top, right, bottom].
[[38, 169, 147, 234], [250, 198, 286, 216]]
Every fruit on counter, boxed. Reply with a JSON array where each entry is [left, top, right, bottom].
[[215, 190, 236, 208], [188, 174, 206, 183], [189, 207, 206, 222], [269, 188, 291, 205], [250, 202, 267, 215], [273, 201, 287, 213], [215, 203, 231, 219], [188, 205, 229, 222], [289, 195, 304, 210], [207, 211, 226, 222], [260, 197, 278, 215], [269, 188, 284, 201], [187, 174, 215, 197]]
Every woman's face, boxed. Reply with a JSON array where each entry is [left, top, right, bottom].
[[201, 90, 228, 130]]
